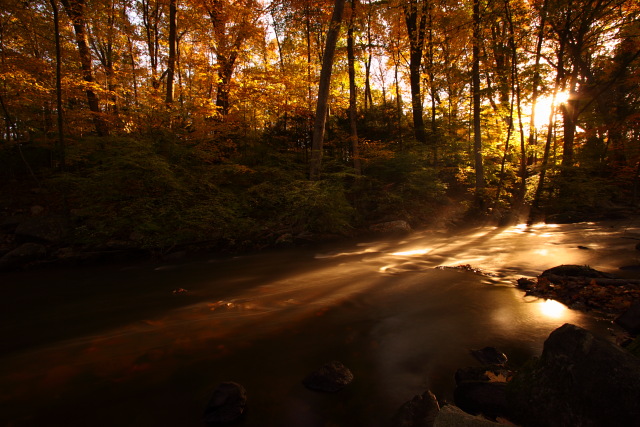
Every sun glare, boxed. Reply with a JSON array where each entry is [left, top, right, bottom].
[[539, 299, 568, 319], [533, 91, 570, 129]]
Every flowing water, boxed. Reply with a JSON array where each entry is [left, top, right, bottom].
[[2, 219, 640, 426]]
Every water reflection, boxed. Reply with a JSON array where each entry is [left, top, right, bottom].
[[539, 299, 570, 319], [1, 219, 638, 426]]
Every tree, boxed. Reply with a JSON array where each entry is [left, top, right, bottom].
[[347, 0, 361, 174], [403, 0, 428, 145], [166, 0, 177, 104], [472, 0, 484, 192], [60, 0, 109, 136], [309, 0, 346, 180]]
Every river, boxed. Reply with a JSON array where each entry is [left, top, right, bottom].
[[2, 219, 640, 426]]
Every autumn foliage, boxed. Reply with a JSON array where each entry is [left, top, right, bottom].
[[1, 0, 639, 250]]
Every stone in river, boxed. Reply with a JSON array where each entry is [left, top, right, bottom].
[[302, 360, 353, 392], [203, 382, 247, 425]]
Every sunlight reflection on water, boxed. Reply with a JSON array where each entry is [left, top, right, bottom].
[[539, 299, 570, 319]]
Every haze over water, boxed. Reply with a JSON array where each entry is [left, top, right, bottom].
[[2, 219, 640, 426]]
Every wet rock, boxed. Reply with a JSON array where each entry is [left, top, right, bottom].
[[540, 264, 614, 279], [507, 323, 640, 427], [517, 265, 640, 315], [470, 347, 507, 366], [455, 366, 512, 385], [615, 302, 640, 335], [203, 382, 247, 425], [0, 242, 47, 270], [303, 360, 353, 392], [370, 220, 412, 234], [453, 382, 510, 420], [391, 390, 439, 427], [14, 215, 68, 243], [433, 405, 503, 427]]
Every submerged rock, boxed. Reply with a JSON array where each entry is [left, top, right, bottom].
[[203, 382, 247, 425], [302, 360, 353, 392], [391, 390, 440, 427], [470, 347, 507, 366], [508, 323, 640, 426]]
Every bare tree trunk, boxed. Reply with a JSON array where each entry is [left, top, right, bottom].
[[61, 0, 109, 136], [404, 0, 428, 145], [309, 0, 346, 180], [528, 0, 548, 149], [166, 0, 177, 104], [50, 0, 65, 169], [472, 0, 484, 192], [347, 0, 361, 175]]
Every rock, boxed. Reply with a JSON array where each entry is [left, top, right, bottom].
[[507, 323, 640, 426], [453, 382, 510, 420], [30, 205, 45, 216], [275, 233, 293, 245], [470, 347, 507, 365], [391, 390, 440, 427], [540, 264, 613, 279], [433, 405, 504, 427], [0, 242, 47, 269], [455, 366, 512, 385], [302, 360, 353, 392], [615, 302, 640, 335], [14, 215, 68, 243], [203, 382, 247, 425], [370, 220, 412, 234]]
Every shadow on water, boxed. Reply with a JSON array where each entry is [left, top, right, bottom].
[[2, 219, 640, 426]]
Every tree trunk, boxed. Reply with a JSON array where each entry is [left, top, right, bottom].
[[50, 0, 65, 169], [404, 0, 428, 145], [528, 0, 548, 149], [472, 0, 484, 191], [309, 0, 346, 180], [60, 0, 108, 136], [166, 0, 177, 104], [347, 0, 361, 175]]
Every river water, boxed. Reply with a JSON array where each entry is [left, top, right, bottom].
[[2, 219, 640, 426]]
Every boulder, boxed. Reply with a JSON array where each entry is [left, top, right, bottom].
[[540, 264, 613, 279], [453, 382, 510, 420], [615, 302, 640, 335], [507, 323, 640, 426], [370, 220, 412, 234], [14, 215, 68, 243], [302, 360, 353, 392], [0, 242, 47, 270], [203, 382, 247, 425], [433, 405, 503, 427], [391, 390, 439, 427]]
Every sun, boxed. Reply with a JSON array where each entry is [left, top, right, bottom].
[[533, 90, 570, 129]]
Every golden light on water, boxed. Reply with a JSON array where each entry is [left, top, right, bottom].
[[539, 299, 569, 319], [391, 248, 430, 256]]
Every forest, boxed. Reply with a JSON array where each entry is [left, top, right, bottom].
[[1, 0, 640, 256]]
